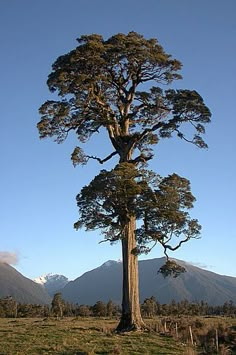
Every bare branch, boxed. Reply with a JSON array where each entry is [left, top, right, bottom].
[[148, 240, 158, 252], [164, 236, 191, 252], [175, 129, 197, 145], [175, 128, 208, 148], [99, 238, 113, 244], [87, 151, 118, 164]]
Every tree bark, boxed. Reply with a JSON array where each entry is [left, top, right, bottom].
[[116, 215, 146, 331]]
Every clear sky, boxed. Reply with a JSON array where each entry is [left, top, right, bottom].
[[1, 0, 235, 280]]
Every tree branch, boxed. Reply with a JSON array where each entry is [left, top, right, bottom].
[[164, 236, 191, 252], [129, 154, 153, 165], [138, 121, 164, 142], [87, 151, 118, 164]]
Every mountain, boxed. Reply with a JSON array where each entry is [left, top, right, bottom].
[[34, 273, 69, 296], [61, 258, 236, 306], [0, 262, 51, 304], [62, 260, 122, 305]]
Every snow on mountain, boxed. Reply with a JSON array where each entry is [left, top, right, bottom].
[[34, 273, 69, 296], [34, 273, 52, 285]]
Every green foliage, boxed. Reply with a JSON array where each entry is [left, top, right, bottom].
[[136, 173, 201, 254], [76, 304, 91, 317], [92, 300, 107, 317], [74, 162, 201, 264], [1, 297, 236, 319], [142, 296, 158, 317], [107, 299, 119, 317], [38, 32, 211, 166], [74, 163, 143, 237], [0, 297, 17, 318], [158, 260, 186, 278]]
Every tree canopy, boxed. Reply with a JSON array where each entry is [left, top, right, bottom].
[[38, 32, 211, 167]]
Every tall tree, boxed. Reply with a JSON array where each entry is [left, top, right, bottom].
[[38, 32, 211, 331]]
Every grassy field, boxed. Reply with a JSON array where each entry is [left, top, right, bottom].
[[0, 316, 235, 354], [0, 317, 189, 355]]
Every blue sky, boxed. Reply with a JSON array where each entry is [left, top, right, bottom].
[[1, 0, 235, 280]]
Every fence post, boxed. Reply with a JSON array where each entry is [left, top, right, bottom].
[[215, 329, 219, 353], [164, 321, 167, 333], [175, 322, 178, 338], [189, 325, 194, 346]]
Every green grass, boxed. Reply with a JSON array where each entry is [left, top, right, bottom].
[[0, 317, 186, 354]]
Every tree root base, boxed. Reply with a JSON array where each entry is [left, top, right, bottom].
[[116, 317, 148, 333]]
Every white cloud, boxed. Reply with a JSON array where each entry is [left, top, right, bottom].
[[0, 251, 19, 265], [188, 261, 213, 270]]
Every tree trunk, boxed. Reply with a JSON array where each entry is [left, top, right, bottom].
[[116, 215, 146, 331]]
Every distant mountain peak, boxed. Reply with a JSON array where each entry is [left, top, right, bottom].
[[34, 273, 69, 296], [101, 260, 122, 268], [34, 273, 51, 285], [34, 273, 68, 285]]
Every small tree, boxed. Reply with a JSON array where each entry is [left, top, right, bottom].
[[0, 297, 17, 318], [107, 299, 119, 317], [76, 304, 91, 317], [92, 301, 107, 317], [38, 32, 211, 331], [51, 292, 65, 318], [142, 296, 158, 317]]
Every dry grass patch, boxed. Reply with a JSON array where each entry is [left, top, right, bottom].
[[146, 316, 236, 354]]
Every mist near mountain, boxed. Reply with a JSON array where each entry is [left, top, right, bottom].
[[0, 251, 18, 265], [61, 258, 236, 306], [0, 262, 51, 304]]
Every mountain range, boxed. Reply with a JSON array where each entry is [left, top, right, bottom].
[[61, 258, 236, 306], [1, 258, 236, 306]]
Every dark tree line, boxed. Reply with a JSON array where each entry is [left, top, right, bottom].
[[1, 295, 235, 318], [141, 297, 236, 318]]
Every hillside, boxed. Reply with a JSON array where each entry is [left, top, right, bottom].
[[62, 260, 122, 305], [0, 262, 51, 304], [61, 258, 236, 305]]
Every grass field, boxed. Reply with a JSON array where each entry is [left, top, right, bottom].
[[0, 317, 189, 355], [0, 316, 235, 354]]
